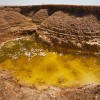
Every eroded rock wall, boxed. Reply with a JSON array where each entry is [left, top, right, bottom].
[[23, 5, 100, 52], [0, 5, 100, 51], [37, 11, 100, 52], [0, 8, 36, 43]]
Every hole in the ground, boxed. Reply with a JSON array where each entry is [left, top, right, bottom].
[[0, 39, 100, 87]]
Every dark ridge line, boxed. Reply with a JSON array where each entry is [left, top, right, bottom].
[[1, 4, 100, 15]]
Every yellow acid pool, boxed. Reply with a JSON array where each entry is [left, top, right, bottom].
[[0, 39, 100, 87]]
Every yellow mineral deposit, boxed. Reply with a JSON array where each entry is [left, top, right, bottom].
[[0, 39, 100, 87]]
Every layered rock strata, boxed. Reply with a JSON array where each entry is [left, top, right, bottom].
[[0, 9, 36, 43], [37, 11, 100, 52]]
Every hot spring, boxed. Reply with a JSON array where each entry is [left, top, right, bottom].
[[0, 39, 100, 87]]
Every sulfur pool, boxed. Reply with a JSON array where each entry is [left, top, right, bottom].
[[0, 39, 100, 87]]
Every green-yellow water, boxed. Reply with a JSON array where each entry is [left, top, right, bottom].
[[0, 39, 100, 87]]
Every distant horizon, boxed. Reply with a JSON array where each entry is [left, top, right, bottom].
[[0, 4, 100, 7], [0, 0, 100, 6]]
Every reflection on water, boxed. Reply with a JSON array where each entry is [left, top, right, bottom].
[[0, 39, 100, 87]]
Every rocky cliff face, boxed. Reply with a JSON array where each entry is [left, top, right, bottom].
[[0, 5, 100, 53], [29, 5, 100, 53], [37, 11, 100, 52]]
